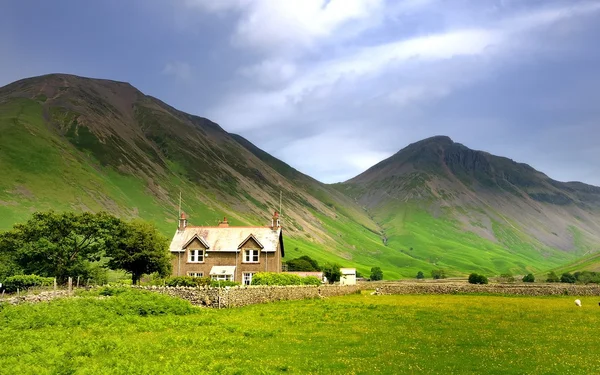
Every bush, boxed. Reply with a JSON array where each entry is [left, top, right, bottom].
[[165, 276, 210, 287], [431, 270, 446, 280], [322, 264, 341, 284], [370, 267, 383, 281], [251, 272, 321, 286], [499, 273, 515, 283], [286, 255, 321, 272], [522, 274, 535, 283], [546, 271, 560, 283], [2, 274, 54, 293], [573, 271, 600, 284], [468, 273, 488, 284], [416, 271, 425, 279], [561, 272, 576, 284]]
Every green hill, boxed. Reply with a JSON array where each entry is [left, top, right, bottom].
[[1, 74, 599, 278]]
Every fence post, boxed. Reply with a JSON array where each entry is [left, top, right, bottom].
[[76, 276, 80, 289], [17, 288, 20, 297], [68, 277, 73, 296], [54, 278, 57, 296]]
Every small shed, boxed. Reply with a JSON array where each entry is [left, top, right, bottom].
[[340, 268, 357, 285]]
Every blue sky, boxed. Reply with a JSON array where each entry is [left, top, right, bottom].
[[1, 0, 600, 184]]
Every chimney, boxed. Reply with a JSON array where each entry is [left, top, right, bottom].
[[178, 212, 188, 231], [218, 217, 229, 228], [271, 211, 280, 230]]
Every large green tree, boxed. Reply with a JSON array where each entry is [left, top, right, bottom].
[[370, 267, 383, 281], [322, 263, 341, 284], [106, 220, 171, 285], [0, 211, 120, 282]]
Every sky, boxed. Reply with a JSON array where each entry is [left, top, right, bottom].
[[1, 0, 600, 185]]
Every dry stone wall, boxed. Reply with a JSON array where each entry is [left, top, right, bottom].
[[133, 284, 363, 308], [375, 282, 600, 296], [1, 290, 70, 305]]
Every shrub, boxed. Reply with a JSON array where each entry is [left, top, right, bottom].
[[251, 272, 320, 286], [499, 273, 515, 283], [468, 273, 488, 284], [322, 264, 341, 284], [286, 255, 321, 271], [546, 271, 560, 283], [165, 276, 211, 287], [522, 273, 535, 283], [416, 271, 425, 279], [431, 269, 446, 280], [370, 267, 383, 281], [2, 274, 54, 293], [561, 272, 576, 284]]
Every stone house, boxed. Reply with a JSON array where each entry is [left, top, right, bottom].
[[169, 211, 285, 285]]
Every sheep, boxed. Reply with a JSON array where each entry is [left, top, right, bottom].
[[575, 299, 582, 307]]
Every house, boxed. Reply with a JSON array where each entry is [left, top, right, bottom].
[[339, 268, 357, 285], [169, 211, 285, 285]]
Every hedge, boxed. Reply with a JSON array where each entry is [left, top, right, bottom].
[[2, 274, 54, 293], [251, 272, 322, 286]]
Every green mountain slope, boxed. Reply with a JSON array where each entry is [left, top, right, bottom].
[[334, 136, 600, 276], [1, 74, 599, 278], [0, 73, 408, 277]]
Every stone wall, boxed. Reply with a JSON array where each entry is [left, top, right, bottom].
[[1, 290, 71, 305], [133, 284, 363, 308], [375, 282, 600, 296]]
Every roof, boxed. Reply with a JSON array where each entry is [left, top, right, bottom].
[[210, 266, 236, 276], [170, 226, 284, 257], [340, 268, 356, 275]]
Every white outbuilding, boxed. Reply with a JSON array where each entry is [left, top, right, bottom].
[[340, 268, 357, 285]]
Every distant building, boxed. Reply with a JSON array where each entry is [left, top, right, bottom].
[[340, 268, 357, 285], [169, 211, 285, 285]]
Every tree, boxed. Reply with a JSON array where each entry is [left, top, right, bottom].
[[416, 271, 425, 279], [370, 267, 383, 281], [546, 271, 560, 283], [106, 220, 171, 285], [468, 273, 488, 284], [499, 273, 515, 283], [431, 269, 446, 280], [286, 255, 321, 272], [522, 273, 535, 283], [561, 272, 576, 284], [322, 263, 341, 284], [0, 211, 121, 282]]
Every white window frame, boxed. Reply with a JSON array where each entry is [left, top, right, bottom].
[[243, 249, 260, 263], [187, 272, 204, 277], [188, 249, 204, 263], [243, 272, 255, 286], [211, 274, 233, 281]]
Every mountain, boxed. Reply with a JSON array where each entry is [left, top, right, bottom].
[[1, 74, 599, 278], [335, 136, 600, 274], [0, 73, 396, 276]]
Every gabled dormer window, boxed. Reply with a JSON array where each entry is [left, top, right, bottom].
[[188, 249, 204, 263], [243, 249, 259, 263]]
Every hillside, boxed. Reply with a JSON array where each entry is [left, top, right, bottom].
[[1, 74, 599, 278], [335, 136, 600, 275], [0, 74, 399, 277]]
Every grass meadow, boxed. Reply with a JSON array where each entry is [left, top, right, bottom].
[[1, 288, 599, 374]]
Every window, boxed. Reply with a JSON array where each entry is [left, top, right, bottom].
[[243, 272, 255, 286], [188, 249, 204, 263], [187, 272, 203, 277], [211, 274, 233, 281], [244, 249, 259, 263]]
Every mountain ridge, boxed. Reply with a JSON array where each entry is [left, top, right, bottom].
[[1, 73, 599, 278]]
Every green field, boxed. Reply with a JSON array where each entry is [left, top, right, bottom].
[[1, 289, 599, 374]]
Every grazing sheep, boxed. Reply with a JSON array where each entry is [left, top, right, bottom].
[[575, 299, 582, 307]]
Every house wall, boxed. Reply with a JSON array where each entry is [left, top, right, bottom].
[[340, 274, 357, 285], [171, 234, 283, 282]]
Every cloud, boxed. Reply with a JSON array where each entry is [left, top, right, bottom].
[[182, 0, 600, 184], [162, 61, 192, 80], [185, 0, 386, 54]]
